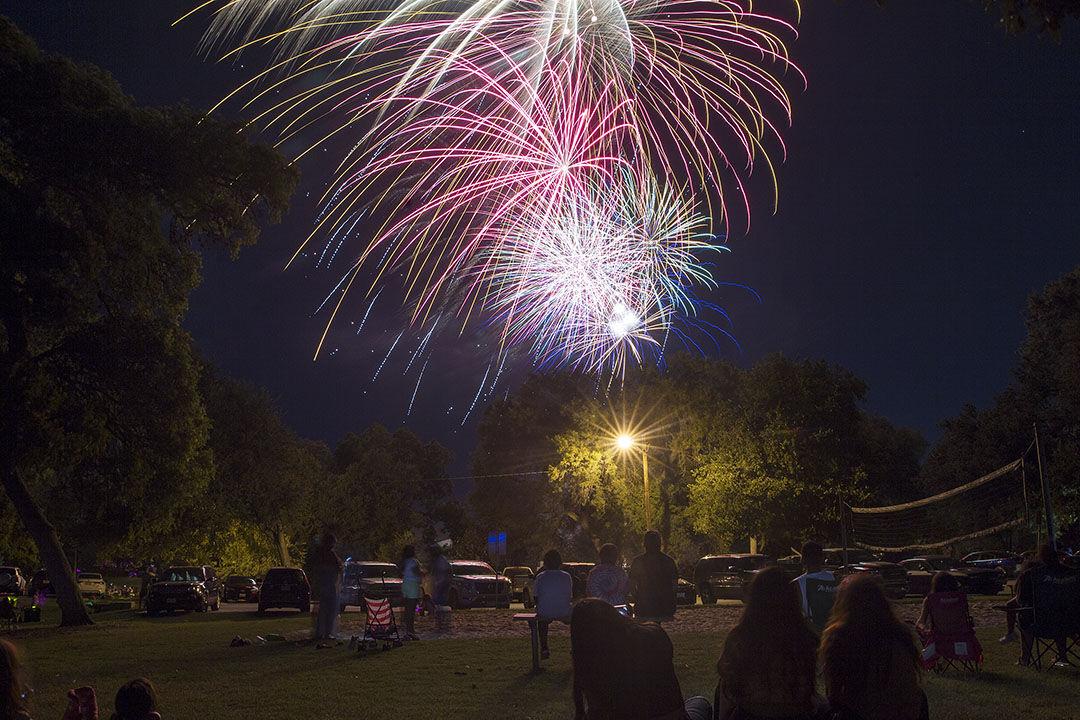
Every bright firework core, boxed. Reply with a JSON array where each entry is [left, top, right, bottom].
[[608, 303, 641, 339]]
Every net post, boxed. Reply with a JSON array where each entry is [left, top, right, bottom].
[[1033, 423, 1056, 550], [839, 499, 849, 566]]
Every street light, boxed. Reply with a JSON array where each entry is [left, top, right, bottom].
[[614, 432, 651, 529]]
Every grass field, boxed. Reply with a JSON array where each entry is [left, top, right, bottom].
[[12, 609, 1080, 720]]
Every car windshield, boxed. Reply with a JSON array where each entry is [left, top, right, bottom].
[[504, 568, 531, 577], [265, 569, 304, 582], [162, 567, 203, 582], [928, 557, 962, 571], [0, 568, 18, 575], [79, 573, 102, 580], [227, 576, 255, 585], [345, 563, 401, 580], [452, 562, 496, 576]]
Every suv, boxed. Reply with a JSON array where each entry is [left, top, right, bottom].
[[694, 555, 773, 603], [502, 566, 535, 607], [145, 565, 222, 615], [448, 561, 512, 609], [258, 567, 311, 613], [76, 572, 107, 598], [562, 562, 595, 599], [0, 567, 26, 596], [223, 576, 260, 603], [341, 561, 403, 612], [823, 549, 909, 599], [900, 556, 1005, 596]]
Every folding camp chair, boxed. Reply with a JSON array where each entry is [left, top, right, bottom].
[[352, 596, 403, 652], [1027, 568, 1080, 670], [919, 591, 982, 672]]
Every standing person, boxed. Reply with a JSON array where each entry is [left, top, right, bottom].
[[534, 550, 573, 659], [820, 575, 928, 720], [400, 545, 422, 641], [587, 544, 630, 607], [429, 544, 452, 634], [629, 531, 677, 620], [792, 541, 836, 633], [313, 532, 343, 647], [715, 567, 820, 720], [571, 599, 711, 720]]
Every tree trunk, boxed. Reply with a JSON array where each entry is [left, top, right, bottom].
[[0, 457, 92, 626], [275, 526, 292, 567]]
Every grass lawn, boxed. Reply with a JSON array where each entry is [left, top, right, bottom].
[[13, 610, 1080, 720]]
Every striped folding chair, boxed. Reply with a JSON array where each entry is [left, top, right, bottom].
[[354, 596, 402, 652]]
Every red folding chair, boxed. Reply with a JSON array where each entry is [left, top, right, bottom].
[[919, 591, 982, 672], [353, 596, 403, 652]]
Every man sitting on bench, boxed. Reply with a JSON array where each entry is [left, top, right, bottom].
[[534, 549, 572, 660]]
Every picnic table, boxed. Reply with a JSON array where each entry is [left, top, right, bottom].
[[512, 612, 541, 670]]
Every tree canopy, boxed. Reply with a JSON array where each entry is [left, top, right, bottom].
[[0, 17, 296, 624]]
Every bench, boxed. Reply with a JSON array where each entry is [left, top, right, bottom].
[[513, 612, 541, 670]]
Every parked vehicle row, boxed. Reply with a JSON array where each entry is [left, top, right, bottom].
[[144, 566, 222, 615]]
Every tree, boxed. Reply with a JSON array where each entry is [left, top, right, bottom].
[[0, 19, 296, 625], [318, 425, 453, 559], [470, 373, 593, 564], [200, 370, 326, 567]]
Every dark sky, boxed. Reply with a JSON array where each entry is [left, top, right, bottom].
[[8, 1, 1080, 478]]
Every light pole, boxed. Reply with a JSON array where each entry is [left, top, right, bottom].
[[616, 434, 650, 529]]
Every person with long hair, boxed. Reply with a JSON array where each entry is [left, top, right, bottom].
[[571, 599, 710, 720], [587, 544, 630, 607], [715, 567, 820, 719], [915, 571, 962, 635], [0, 639, 30, 720], [820, 575, 928, 720]]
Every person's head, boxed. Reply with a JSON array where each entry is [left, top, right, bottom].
[[112, 678, 158, 720], [718, 567, 818, 698], [643, 531, 661, 553], [1038, 543, 1060, 566], [571, 599, 631, 717], [0, 639, 29, 720], [598, 543, 619, 566], [801, 541, 824, 572], [820, 575, 920, 707], [402, 545, 415, 560], [543, 549, 562, 571], [929, 571, 961, 594]]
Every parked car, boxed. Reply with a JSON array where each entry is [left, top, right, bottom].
[[963, 550, 1023, 578], [28, 569, 53, 597], [448, 561, 512, 609], [223, 576, 260, 603], [257, 567, 311, 613], [0, 567, 27, 596], [502, 566, 535, 607], [76, 572, 107, 598], [900, 556, 1006, 596], [340, 561, 403, 611], [823, 549, 909, 599], [145, 565, 222, 615], [562, 562, 595, 599], [694, 554, 773, 603], [674, 577, 697, 606]]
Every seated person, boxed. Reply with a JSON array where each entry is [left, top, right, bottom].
[[112, 678, 161, 720], [571, 599, 710, 720], [715, 567, 820, 720], [1017, 544, 1074, 666], [534, 549, 573, 660], [587, 543, 630, 607], [820, 576, 928, 720], [915, 571, 963, 634], [792, 540, 836, 633]]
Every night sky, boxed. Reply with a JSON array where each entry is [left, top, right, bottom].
[[8, 1, 1080, 480]]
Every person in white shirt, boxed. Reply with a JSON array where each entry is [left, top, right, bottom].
[[533, 549, 573, 659], [793, 541, 837, 633]]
